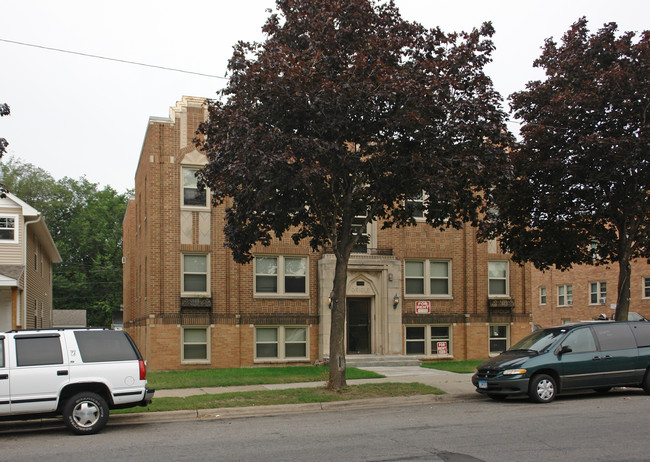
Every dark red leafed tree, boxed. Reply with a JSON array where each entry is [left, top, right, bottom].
[[197, 0, 511, 390], [486, 18, 650, 321]]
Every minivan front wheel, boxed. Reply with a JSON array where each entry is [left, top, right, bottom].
[[63, 392, 109, 435], [529, 374, 556, 403]]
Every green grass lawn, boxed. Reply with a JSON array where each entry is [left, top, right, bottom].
[[147, 366, 382, 390], [420, 360, 484, 374], [113, 382, 443, 414]]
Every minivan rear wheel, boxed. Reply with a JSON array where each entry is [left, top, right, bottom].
[[529, 374, 556, 403]]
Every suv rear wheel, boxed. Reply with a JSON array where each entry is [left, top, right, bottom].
[[529, 374, 556, 403], [63, 392, 109, 435]]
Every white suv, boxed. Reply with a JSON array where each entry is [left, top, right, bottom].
[[0, 328, 154, 434]]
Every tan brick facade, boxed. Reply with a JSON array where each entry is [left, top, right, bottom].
[[123, 97, 543, 371]]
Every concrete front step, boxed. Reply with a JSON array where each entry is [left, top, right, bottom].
[[345, 355, 422, 368]]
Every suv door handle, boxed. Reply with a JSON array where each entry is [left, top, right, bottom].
[[0, 374, 7, 380], [57, 370, 69, 376]]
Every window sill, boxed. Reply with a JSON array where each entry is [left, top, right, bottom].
[[254, 358, 309, 363], [181, 205, 210, 211], [253, 293, 309, 299], [404, 295, 453, 300], [181, 360, 211, 365]]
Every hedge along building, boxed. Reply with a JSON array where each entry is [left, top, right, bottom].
[[122, 97, 534, 371]]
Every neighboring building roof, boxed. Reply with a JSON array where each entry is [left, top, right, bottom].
[[0, 192, 62, 263], [52, 309, 87, 328]]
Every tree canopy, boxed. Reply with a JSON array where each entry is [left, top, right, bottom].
[[1, 157, 130, 327], [197, 0, 512, 389], [486, 18, 650, 321]]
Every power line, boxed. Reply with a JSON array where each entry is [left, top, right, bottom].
[[0, 38, 227, 80]]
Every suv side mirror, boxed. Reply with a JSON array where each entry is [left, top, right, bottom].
[[556, 345, 572, 355]]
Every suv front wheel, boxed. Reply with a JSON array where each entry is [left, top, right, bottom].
[[63, 392, 109, 435]]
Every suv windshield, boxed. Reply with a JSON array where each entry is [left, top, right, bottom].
[[508, 328, 565, 353]]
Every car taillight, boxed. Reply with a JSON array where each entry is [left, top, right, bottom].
[[139, 360, 146, 381]]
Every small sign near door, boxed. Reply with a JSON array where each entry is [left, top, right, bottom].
[[415, 301, 431, 314]]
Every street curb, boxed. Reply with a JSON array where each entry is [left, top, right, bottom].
[[110, 392, 482, 426]]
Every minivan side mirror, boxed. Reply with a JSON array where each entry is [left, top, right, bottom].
[[556, 345, 572, 355]]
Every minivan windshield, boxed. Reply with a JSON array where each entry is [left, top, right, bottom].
[[508, 328, 565, 354]]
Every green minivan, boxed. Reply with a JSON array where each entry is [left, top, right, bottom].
[[472, 321, 650, 403]]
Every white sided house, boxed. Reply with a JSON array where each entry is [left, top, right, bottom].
[[0, 192, 61, 331]]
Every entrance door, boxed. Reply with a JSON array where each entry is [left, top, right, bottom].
[[347, 298, 371, 354]]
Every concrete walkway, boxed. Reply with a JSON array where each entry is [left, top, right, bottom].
[[154, 366, 478, 399]]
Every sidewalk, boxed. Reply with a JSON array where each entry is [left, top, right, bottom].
[[154, 366, 478, 399], [110, 367, 481, 426]]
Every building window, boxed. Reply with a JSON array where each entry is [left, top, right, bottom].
[[255, 326, 308, 360], [254, 256, 307, 296], [589, 282, 607, 305], [488, 261, 509, 296], [0, 215, 17, 242], [405, 325, 452, 356], [351, 213, 371, 253], [539, 287, 547, 305], [404, 260, 451, 297], [406, 191, 426, 219], [489, 324, 509, 355], [182, 327, 209, 362], [644, 278, 650, 299], [182, 167, 207, 207], [558, 284, 573, 306], [182, 254, 209, 295]]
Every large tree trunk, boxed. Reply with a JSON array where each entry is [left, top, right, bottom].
[[615, 257, 631, 322], [327, 252, 349, 391]]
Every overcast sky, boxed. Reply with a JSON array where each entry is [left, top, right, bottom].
[[1, 1, 648, 193]]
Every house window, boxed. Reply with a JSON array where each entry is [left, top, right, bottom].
[[558, 284, 573, 306], [254, 256, 307, 296], [182, 167, 207, 207], [539, 287, 547, 305], [255, 326, 308, 360], [488, 261, 508, 296], [182, 327, 209, 362], [0, 215, 17, 242], [644, 278, 650, 299], [405, 260, 451, 297], [589, 282, 607, 305], [489, 324, 509, 355], [182, 254, 208, 294], [405, 325, 452, 356]]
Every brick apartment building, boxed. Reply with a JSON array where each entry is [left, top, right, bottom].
[[530, 260, 650, 327], [122, 97, 535, 371]]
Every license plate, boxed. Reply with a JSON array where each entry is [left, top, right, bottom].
[[478, 380, 488, 389]]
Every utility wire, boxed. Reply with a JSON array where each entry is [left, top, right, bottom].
[[0, 38, 227, 79]]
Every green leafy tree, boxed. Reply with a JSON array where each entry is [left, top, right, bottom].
[[198, 0, 511, 390], [1, 158, 130, 326], [486, 19, 650, 321]]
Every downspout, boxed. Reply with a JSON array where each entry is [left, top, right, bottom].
[[23, 215, 43, 328]]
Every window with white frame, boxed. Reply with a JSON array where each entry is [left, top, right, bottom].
[[557, 284, 573, 306], [539, 287, 547, 305], [182, 254, 209, 294], [489, 324, 509, 354], [255, 326, 308, 360], [182, 327, 209, 362], [254, 256, 307, 296], [405, 260, 451, 297], [182, 167, 207, 207], [488, 261, 509, 296], [0, 215, 17, 242], [406, 191, 426, 219], [644, 278, 650, 299], [405, 325, 452, 356], [589, 281, 607, 304], [351, 213, 371, 253]]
